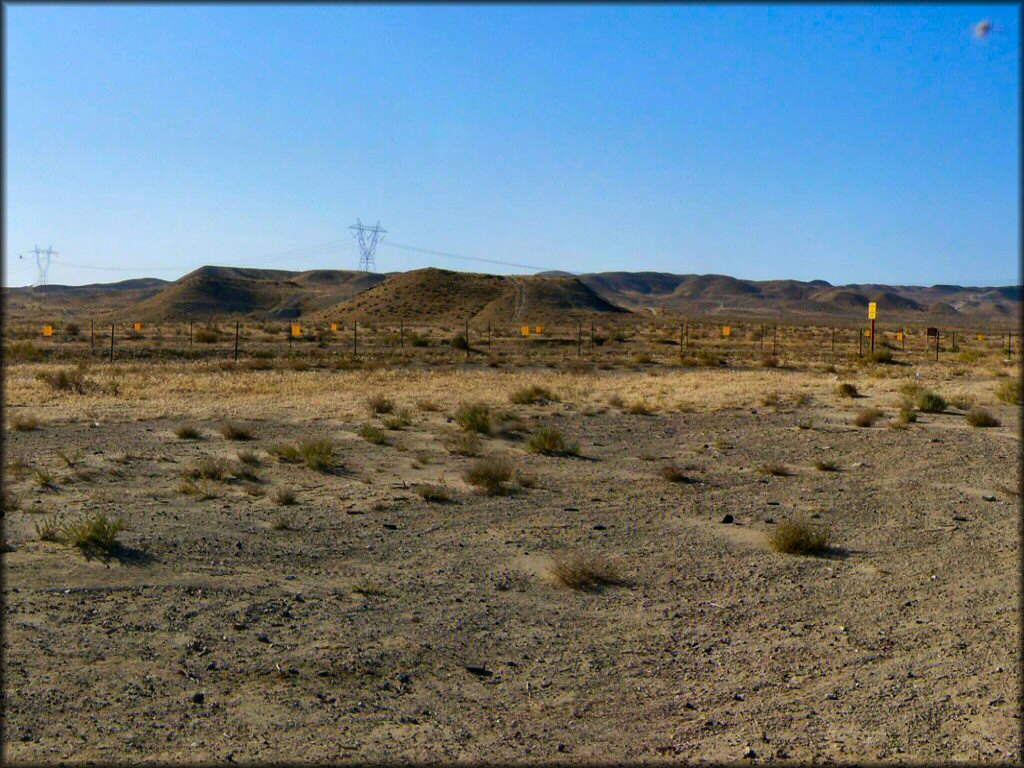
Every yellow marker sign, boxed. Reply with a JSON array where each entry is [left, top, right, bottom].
[[535, 325, 543, 334], [42, 324, 53, 337], [291, 324, 302, 337], [864, 329, 872, 337], [978, 333, 984, 342], [521, 325, 530, 337], [330, 322, 338, 332], [722, 326, 731, 337], [134, 322, 143, 331], [896, 331, 904, 342], [868, 302, 877, 320]]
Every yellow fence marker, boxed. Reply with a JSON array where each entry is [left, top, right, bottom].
[[291, 323, 302, 337], [535, 325, 543, 334], [864, 329, 872, 337], [896, 331, 904, 342], [331, 322, 338, 332], [521, 325, 530, 337], [134, 322, 143, 331], [722, 325, 731, 337], [868, 302, 877, 320], [42, 324, 53, 337], [978, 333, 984, 342]]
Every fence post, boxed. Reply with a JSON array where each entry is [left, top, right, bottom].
[[289, 323, 293, 351], [487, 322, 491, 349], [90, 319, 95, 354], [578, 320, 582, 357], [189, 319, 194, 348], [590, 322, 594, 347], [772, 324, 777, 357], [353, 321, 358, 357], [679, 323, 683, 359], [234, 321, 240, 361], [935, 329, 940, 361], [858, 328, 863, 357], [831, 328, 835, 354], [465, 320, 470, 360], [400, 320, 404, 350], [109, 324, 115, 363], [760, 324, 764, 350]]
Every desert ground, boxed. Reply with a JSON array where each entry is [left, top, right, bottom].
[[2, 330, 1020, 763]]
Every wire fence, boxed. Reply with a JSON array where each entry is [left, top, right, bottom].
[[5, 317, 1019, 368]]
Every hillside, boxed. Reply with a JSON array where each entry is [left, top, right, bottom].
[[573, 272, 1021, 327], [124, 266, 387, 321], [310, 268, 628, 325]]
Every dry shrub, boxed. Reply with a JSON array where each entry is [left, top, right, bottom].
[[626, 400, 654, 415], [854, 407, 882, 427], [768, 517, 829, 556], [382, 410, 412, 430], [237, 449, 260, 465], [359, 424, 388, 444], [966, 407, 1000, 428], [174, 424, 201, 440], [447, 431, 481, 456], [526, 426, 579, 457], [415, 484, 451, 503], [367, 394, 395, 415], [9, 414, 38, 431], [915, 390, 947, 413], [219, 422, 255, 441], [760, 462, 791, 477], [836, 383, 858, 398], [550, 552, 623, 591], [185, 457, 232, 481], [759, 354, 779, 368], [815, 459, 839, 472], [297, 439, 336, 471], [272, 487, 297, 506], [58, 513, 126, 560], [463, 456, 513, 495], [268, 443, 302, 463], [455, 402, 492, 434], [995, 378, 1022, 405], [510, 385, 559, 405], [37, 366, 90, 394], [661, 464, 696, 483]]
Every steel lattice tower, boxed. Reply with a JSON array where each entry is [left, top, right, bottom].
[[349, 220, 386, 272]]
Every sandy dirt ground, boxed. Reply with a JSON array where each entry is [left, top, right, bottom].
[[2, 358, 1020, 763]]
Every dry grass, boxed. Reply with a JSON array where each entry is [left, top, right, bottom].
[[236, 448, 260, 465], [272, 487, 297, 506], [815, 459, 840, 472], [9, 414, 38, 431], [660, 464, 697, 483], [760, 462, 792, 477], [297, 439, 336, 471], [915, 390, 947, 413], [510, 384, 559, 405], [767, 517, 830, 556], [185, 457, 232, 481], [367, 394, 395, 415], [382, 410, 412, 430], [836, 383, 858, 398], [358, 424, 388, 444], [995, 378, 1022, 405], [549, 552, 623, 591], [58, 513, 126, 560], [37, 366, 91, 394], [268, 443, 302, 463], [446, 431, 481, 456]]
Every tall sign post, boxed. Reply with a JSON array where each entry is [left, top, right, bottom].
[[868, 302, 877, 354]]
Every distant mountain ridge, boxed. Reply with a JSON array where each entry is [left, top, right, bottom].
[[4, 265, 1019, 329]]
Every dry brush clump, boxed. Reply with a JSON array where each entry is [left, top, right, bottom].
[[455, 402, 492, 434], [760, 462, 792, 477], [272, 487, 297, 506], [836, 382, 859, 398], [767, 517, 830, 556], [219, 421, 255, 441], [367, 394, 395, 415], [549, 552, 624, 591], [415, 484, 452, 503], [661, 464, 697, 483], [995, 377, 1022, 405], [358, 424, 388, 444], [526, 426, 579, 457], [174, 424, 202, 440], [854, 407, 883, 428], [8, 414, 39, 431], [36, 513, 126, 561], [463, 456, 514, 495], [510, 384, 560, 405], [966, 407, 1000, 428]]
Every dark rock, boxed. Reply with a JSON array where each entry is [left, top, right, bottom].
[[191, 691, 205, 704], [721, 514, 734, 524]]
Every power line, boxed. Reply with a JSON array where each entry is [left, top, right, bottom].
[[350, 220, 386, 272], [382, 240, 577, 275]]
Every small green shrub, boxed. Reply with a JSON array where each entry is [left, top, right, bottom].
[[193, 327, 218, 344], [447, 431, 481, 456], [455, 402, 492, 434], [382, 410, 412, 430], [450, 333, 470, 351], [268, 443, 302, 463], [33, 469, 55, 488], [35, 516, 62, 542], [526, 426, 579, 457], [6, 341, 45, 362], [185, 457, 231, 481], [869, 349, 894, 364], [237, 449, 260, 465], [60, 513, 126, 560], [359, 424, 388, 444], [915, 390, 947, 413], [767, 517, 829, 556]]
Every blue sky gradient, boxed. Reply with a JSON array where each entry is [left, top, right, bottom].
[[4, 4, 1020, 287]]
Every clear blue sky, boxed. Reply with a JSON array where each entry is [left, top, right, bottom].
[[4, 4, 1020, 287]]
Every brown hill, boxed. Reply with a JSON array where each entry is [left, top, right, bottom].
[[124, 266, 387, 321], [310, 268, 628, 325]]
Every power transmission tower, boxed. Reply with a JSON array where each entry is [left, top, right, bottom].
[[349, 220, 386, 272], [20, 245, 59, 286]]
